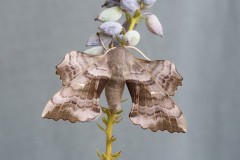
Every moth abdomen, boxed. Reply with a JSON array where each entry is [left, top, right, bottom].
[[105, 76, 125, 112]]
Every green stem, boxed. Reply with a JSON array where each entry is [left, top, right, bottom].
[[128, 17, 138, 31], [96, 108, 122, 160], [105, 110, 114, 160], [127, 10, 142, 31]]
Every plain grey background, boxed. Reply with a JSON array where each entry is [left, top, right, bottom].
[[1, 0, 240, 160]]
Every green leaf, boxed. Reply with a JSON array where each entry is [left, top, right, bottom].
[[96, 149, 102, 159], [102, 116, 108, 126], [97, 123, 106, 133], [115, 109, 123, 115], [112, 151, 122, 159], [102, 107, 108, 114], [111, 136, 117, 142], [96, 150, 107, 160], [114, 115, 122, 123], [114, 119, 122, 123], [115, 115, 121, 120]]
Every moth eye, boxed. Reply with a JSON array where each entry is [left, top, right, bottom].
[[102, 0, 120, 8], [120, 0, 140, 15], [99, 21, 123, 36], [96, 6, 123, 22], [145, 13, 163, 37]]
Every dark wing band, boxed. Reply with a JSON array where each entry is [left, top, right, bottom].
[[136, 59, 183, 96], [56, 51, 102, 86]]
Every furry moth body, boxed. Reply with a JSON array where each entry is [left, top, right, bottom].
[[42, 46, 187, 133]]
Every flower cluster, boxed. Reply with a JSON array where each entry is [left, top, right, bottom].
[[84, 0, 163, 54]]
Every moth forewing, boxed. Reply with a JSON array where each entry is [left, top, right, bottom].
[[55, 51, 104, 86], [42, 52, 111, 122]]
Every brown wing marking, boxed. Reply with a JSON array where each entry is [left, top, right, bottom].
[[56, 51, 103, 86], [136, 59, 183, 96], [126, 59, 187, 133], [42, 56, 110, 122]]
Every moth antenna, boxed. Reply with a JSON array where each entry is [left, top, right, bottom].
[[125, 46, 151, 60], [104, 47, 116, 55], [97, 32, 108, 50]]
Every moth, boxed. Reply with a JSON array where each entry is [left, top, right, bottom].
[[42, 46, 187, 133]]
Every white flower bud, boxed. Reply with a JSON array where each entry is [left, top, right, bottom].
[[96, 6, 123, 22], [99, 21, 123, 36], [86, 32, 111, 46], [84, 46, 104, 55], [141, 0, 156, 6], [102, 0, 120, 8], [145, 13, 163, 37], [120, 0, 140, 14], [123, 30, 140, 46]]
